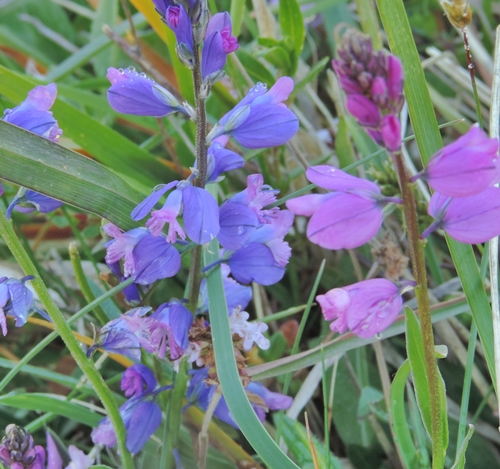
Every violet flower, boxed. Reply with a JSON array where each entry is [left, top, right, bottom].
[[286, 165, 402, 250], [0, 425, 45, 469], [422, 188, 500, 244], [92, 366, 169, 454], [207, 78, 299, 149], [151, 300, 193, 360], [332, 30, 404, 151], [202, 12, 238, 84], [87, 307, 157, 361], [2, 84, 61, 143], [46, 432, 94, 469], [205, 136, 245, 183], [198, 264, 252, 314], [317, 278, 413, 338], [103, 223, 181, 285], [107, 67, 187, 117], [131, 179, 220, 245], [2, 84, 63, 217], [187, 368, 292, 428], [410, 125, 500, 197], [0, 276, 38, 337], [121, 364, 157, 398], [166, 5, 194, 64]]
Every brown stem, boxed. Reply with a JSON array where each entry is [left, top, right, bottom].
[[462, 28, 484, 129], [391, 150, 444, 468]]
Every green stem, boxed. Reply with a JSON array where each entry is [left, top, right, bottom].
[[163, 359, 189, 469], [0, 211, 134, 469], [391, 151, 444, 468], [68, 241, 109, 325], [462, 28, 484, 129]]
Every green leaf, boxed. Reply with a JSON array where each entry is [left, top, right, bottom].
[[451, 425, 475, 469], [0, 65, 178, 192], [405, 307, 448, 451], [390, 361, 419, 469], [376, 0, 496, 392], [278, 415, 343, 469], [90, 0, 119, 76], [279, 0, 305, 58], [204, 188, 299, 469], [263, 46, 293, 73], [0, 121, 142, 231], [0, 393, 101, 427], [290, 56, 330, 99], [235, 49, 275, 86]]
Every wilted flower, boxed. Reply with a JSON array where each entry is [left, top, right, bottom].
[[411, 125, 500, 197], [422, 188, 500, 244], [0, 276, 38, 337], [317, 278, 413, 338], [286, 165, 401, 250], [207, 78, 299, 149], [107, 67, 187, 117]]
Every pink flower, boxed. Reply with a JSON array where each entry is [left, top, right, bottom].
[[317, 279, 410, 338], [411, 125, 500, 197], [286, 165, 401, 250], [422, 188, 500, 244]]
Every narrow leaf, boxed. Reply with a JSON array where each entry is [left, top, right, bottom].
[[279, 0, 305, 57]]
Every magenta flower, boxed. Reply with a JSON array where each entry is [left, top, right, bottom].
[[411, 125, 500, 197], [107, 67, 186, 117], [286, 165, 401, 250], [317, 279, 412, 338], [422, 188, 500, 244], [0, 425, 45, 469], [207, 78, 299, 149]]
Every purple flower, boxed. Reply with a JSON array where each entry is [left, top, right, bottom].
[[286, 165, 401, 250], [317, 279, 412, 338], [198, 264, 252, 313], [46, 432, 94, 469], [2, 84, 62, 143], [207, 78, 299, 149], [202, 12, 238, 82], [226, 242, 286, 286], [103, 223, 181, 285], [131, 180, 220, 245], [92, 366, 169, 454], [187, 368, 292, 428], [217, 202, 259, 250], [87, 307, 157, 361], [0, 276, 37, 336], [166, 5, 194, 63], [0, 425, 45, 469], [151, 300, 193, 360], [410, 125, 500, 197], [121, 364, 157, 398], [345, 94, 381, 127], [422, 188, 500, 244], [152, 0, 174, 17], [107, 67, 186, 117], [6, 190, 63, 220], [205, 136, 245, 183]]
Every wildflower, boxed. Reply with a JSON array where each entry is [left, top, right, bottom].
[[92, 365, 169, 454], [87, 307, 157, 361], [229, 308, 270, 350], [207, 78, 299, 149], [410, 125, 500, 197], [151, 300, 193, 360], [202, 12, 238, 84], [2, 84, 63, 216], [0, 276, 38, 337], [103, 223, 181, 284], [186, 368, 292, 428], [121, 364, 157, 398], [317, 278, 413, 338], [204, 136, 245, 183], [286, 165, 401, 250], [332, 30, 404, 151], [2, 84, 61, 142], [166, 5, 194, 65], [46, 432, 94, 469], [422, 188, 500, 244], [131, 180, 220, 245], [107, 67, 187, 117], [0, 425, 45, 469]]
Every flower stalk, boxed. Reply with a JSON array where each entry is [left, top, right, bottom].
[[0, 210, 135, 469], [391, 150, 444, 468]]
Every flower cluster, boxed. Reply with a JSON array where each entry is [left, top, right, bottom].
[[332, 29, 404, 152], [1, 84, 63, 217]]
